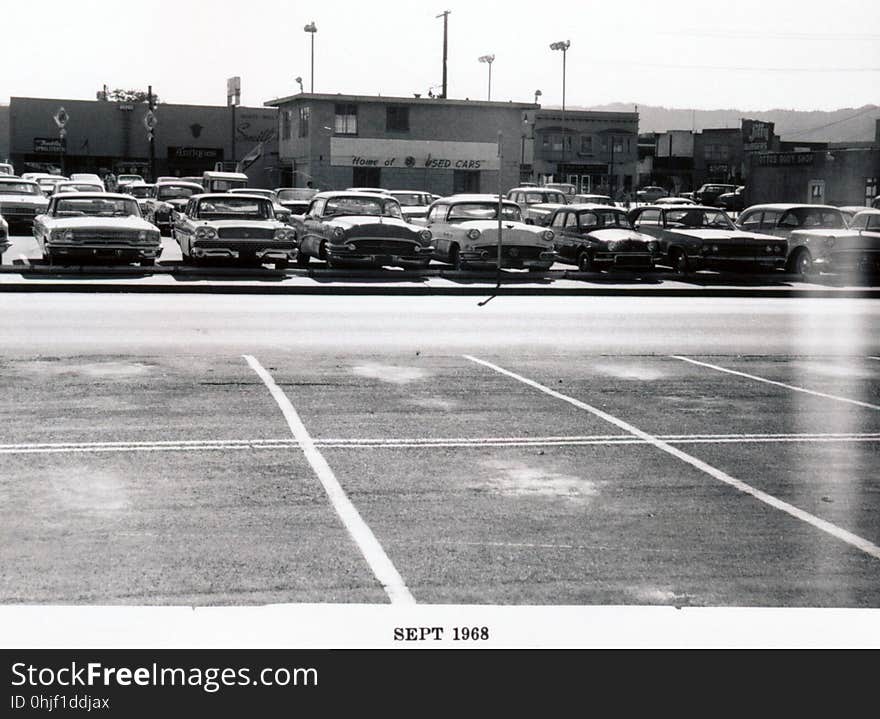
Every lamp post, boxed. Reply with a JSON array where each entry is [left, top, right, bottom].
[[303, 21, 317, 93], [534, 89, 542, 105], [549, 40, 570, 183], [436, 10, 450, 98], [295, 76, 304, 94], [478, 54, 495, 101]]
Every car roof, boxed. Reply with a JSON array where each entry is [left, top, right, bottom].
[[436, 194, 519, 204], [389, 190, 432, 195], [53, 192, 136, 200], [155, 181, 204, 189], [509, 187, 565, 193], [634, 204, 726, 212], [193, 192, 274, 201], [742, 203, 842, 212], [202, 171, 248, 179], [314, 190, 398, 200], [560, 203, 627, 211], [0, 176, 39, 185], [853, 208, 880, 216]]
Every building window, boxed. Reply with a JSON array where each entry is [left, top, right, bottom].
[[581, 135, 593, 154], [335, 104, 358, 135], [281, 110, 291, 140], [704, 144, 729, 161], [386, 106, 410, 132], [298, 106, 310, 138]]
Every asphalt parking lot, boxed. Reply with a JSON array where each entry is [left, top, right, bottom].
[[1, 293, 878, 607]]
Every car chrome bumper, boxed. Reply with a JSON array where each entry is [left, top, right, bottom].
[[46, 243, 161, 258]]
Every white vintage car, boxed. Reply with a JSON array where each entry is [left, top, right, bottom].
[[32, 192, 161, 266], [423, 194, 557, 270], [172, 192, 297, 268], [788, 208, 880, 275], [0, 177, 50, 232], [389, 191, 434, 221], [141, 180, 204, 235]]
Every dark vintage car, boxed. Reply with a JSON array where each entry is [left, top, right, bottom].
[[716, 186, 745, 212], [736, 204, 848, 275], [0, 177, 49, 232], [628, 204, 786, 274], [143, 181, 205, 235], [636, 185, 668, 203], [788, 209, 880, 275], [292, 191, 434, 268], [547, 204, 659, 272], [172, 193, 297, 268], [693, 183, 738, 207], [506, 187, 569, 225]]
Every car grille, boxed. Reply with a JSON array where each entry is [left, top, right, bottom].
[[70, 230, 144, 245], [217, 227, 275, 239], [0, 205, 38, 219], [475, 244, 543, 260], [349, 240, 418, 254], [613, 254, 653, 267]]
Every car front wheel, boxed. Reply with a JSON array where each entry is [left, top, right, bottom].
[[789, 248, 813, 278], [577, 250, 592, 272]]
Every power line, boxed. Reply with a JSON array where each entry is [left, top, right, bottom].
[[785, 106, 880, 137], [601, 60, 880, 72], [656, 29, 880, 41]]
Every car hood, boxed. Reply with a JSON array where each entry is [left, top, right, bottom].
[[327, 216, 419, 232], [669, 228, 781, 242], [449, 219, 544, 234], [42, 215, 156, 231], [0, 194, 49, 206], [588, 228, 654, 244], [196, 218, 285, 230]]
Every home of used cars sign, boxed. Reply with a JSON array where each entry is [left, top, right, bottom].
[[330, 138, 500, 170]]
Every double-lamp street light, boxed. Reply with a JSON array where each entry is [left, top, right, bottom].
[[549, 40, 570, 179], [478, 54, 495, 101], [303, 21, 317, 93]]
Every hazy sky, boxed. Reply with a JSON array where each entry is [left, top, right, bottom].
[[1, 0, 878, 111]]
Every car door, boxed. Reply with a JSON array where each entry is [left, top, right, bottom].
[[548, 210, 571, 260], [425, 203, 451, 258], [300, 198, 327, 257], [174, 199, 195, 252], [631, 208, 664, 246]]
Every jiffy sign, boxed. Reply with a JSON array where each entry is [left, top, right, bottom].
[[333, 138, 499, 170]]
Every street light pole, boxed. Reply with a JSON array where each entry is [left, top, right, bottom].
[[549, 40, 570, 183], [303, 21, 317, 93], [478, 54, 495, 101], [147, 85, 155, 181], [436, 10, 450, 98]]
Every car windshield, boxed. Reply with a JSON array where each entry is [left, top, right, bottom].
[[277, 189, 315, 202], [524, 191, 565, 204], [53, 197, 140, 217], [779, 208, 845, 229], [208, 180, 248, 192], [391, 193, 429, 206], [574, 195, 613, 205], [38, 178, 62, 186], [231, 189, 276, 200], [665, 208, 734, 229], [127, 186, 153, 198], [447, 203, 523, 222], [0, 181, 41, 195], [158, 185, 201, 200], [118, 176, 142, 183], [323, 196, 402, 219], [579, 210, 632, 229], [196, 198, 273, 220]]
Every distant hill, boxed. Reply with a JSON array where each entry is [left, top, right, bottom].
[[563, 103, 880, 143]]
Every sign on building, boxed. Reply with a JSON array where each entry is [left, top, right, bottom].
[[331, 138, 500, 170], [755, 151, 814, 167], [34, 137, 66, 154], [742, 119, 773, 153]]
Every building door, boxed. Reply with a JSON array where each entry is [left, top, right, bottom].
[[453, 170, 480, 194], [567, 174, 580, 191], [352, 167, 382, 187], [808, 180, 825, 205], [580, 175, 591, 193]]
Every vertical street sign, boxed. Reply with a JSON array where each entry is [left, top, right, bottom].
[[227, 77, 241, 169], [53, 107, 68, 175]]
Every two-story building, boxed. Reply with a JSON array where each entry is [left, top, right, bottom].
[[265, 93, 537, 195], [532, 110, 639, 196]]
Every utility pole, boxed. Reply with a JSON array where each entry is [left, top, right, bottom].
[[436, 10, 450, 98], [609, 134, 615, 199], [147, 85, 155, 181]]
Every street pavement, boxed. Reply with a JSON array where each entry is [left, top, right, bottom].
[[1, 292, 878, 607]]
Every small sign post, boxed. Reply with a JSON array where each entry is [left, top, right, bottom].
[[53, 106, 68, 175], [227, 77, 241, 168]]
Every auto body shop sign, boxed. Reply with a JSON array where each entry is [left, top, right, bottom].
[[331, 138, 500, 170]]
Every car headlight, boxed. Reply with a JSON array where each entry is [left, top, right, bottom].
[[138, 231, 147, 241], [195, 226, 217, 239], [466, 228, 481, 240], [274, 228, 293, 240], [765, 244, 773, 253], [333, 227, 345, 239], [419, 229, 432, 242], [773, 245, 782, 254], [541, 230, 554, 241], [712, 245, 719, 253], [647, 241, 659, 253], [63, 230, 75, 241]]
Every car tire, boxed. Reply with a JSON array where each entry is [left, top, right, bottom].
[[449, 244, 463, 270], [296, 251, 310, 266], [788, 248, 813, 278], [274, 259, 289, 270], [577, 250, 592, 272], [141, 258, 155, 267], [671, 249, 690, 276], [318, 240, 328, 261]]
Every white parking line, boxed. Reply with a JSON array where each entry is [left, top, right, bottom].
[[243, 354, 415, 605], [464, 354, 880, 562], [2, 432, 879, 454], [671, 355, 880, 411]]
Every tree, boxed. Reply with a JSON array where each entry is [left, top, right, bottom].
[[106, 88, 159, 104]]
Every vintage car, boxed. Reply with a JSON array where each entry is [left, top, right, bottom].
[[839, 206, 869, 225], [0, 213, 8, 249], [0, 163, 15, 176], [736, 204, 848, 275], [693, 183, 738, 207], [547, 204, 659, 272], [274, 187, 318, 217], [32, 192, 161, 266], [506, 187, 569, 226], [36, 176, 68, 196], [201, 171, 249, 193], [787, 209, 880, 275], [293, 191, 433, 268], [125, 183, 156, 212], [228, 188, 292, 224], [423, 194, 557, 271], [69, 173, 105, 189], [173, 193, 297, 268], [389, 191, 434, 221], [716, 186, 745, 213], [116, 174, 144, 191], [572, 193, 614, 206], [628, 204, 786, 274], [636, 186, 668, 203], [543, 182, 577, 200], [0, 177, 49, 232], [345, 187, 390, 194], [142, 180, 204, 235]]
